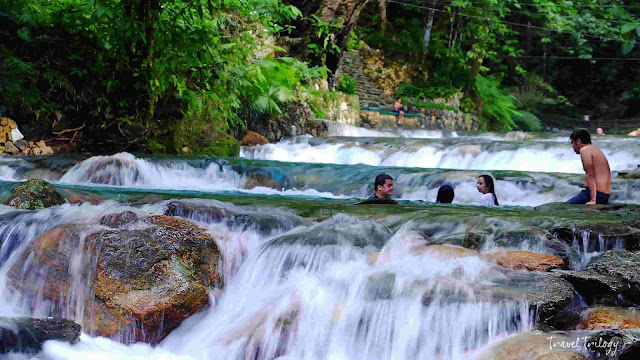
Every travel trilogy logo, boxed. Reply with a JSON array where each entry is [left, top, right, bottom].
[[547, 335, 621, 356]]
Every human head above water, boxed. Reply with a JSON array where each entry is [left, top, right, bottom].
[[374, 174, 394, 198], [570, 129, 592, 154], [436, 185, 454, 204], [477, 175, 499, 205]]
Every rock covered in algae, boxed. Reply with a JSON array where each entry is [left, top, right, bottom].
[[0, 317, 80, 354], [7, 212, 222, 344], [5, 179, 65, 210]]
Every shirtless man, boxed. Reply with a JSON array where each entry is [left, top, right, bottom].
[[567, 129, 611, 205], [393, 98, 404, 126]]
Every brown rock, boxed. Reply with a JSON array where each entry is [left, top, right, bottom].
[[42, 146, 54, 155], [535, 352, 588, 360], [242, 131, 269, 146], [486, 250, 564, 272], [0, 117, 8, 126], [4, 141, 19, 154], [32, 147, 42, 155], [28, 141, 34, 147], [8, 119, 17, 129], [7, 214, 222, 344], [37, 140, 47, 149], [0, 145, 4, 153], [577, 306, 640, 330], [0, 131, 5, 143]]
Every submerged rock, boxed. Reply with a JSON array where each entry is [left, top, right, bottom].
[[164, 200, 308, 234], [5, 180, 65, 210], [0, 317, 80, 354], [7, 213, 222, 344], [560, 251, 640, 306]]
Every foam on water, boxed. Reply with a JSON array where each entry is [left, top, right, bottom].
[[241, 135, 640, 174], [0, 205, 531, 360]]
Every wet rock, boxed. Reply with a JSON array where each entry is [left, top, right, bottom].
[[363, 272, 395, 301], [5, 179, 65, 210], [13, 139, 28, 151], [241, 131, 269, 146], [535, 351, 588, 360], [100, 210, 139, 227], [486, 272, 576, 325], [7, 214, 222, 344], [24, 169, 63, 181], [164, 200, 308, 234], [412, 244, 479, 259], [577, 307, 640, 330], [0, 317, 80, 354], [164, 200, 234, 222], [265, 214, 392, 249], [584, 329, 640, 360], [560, 251, 640, 306], [475, 331, 578, 360], [553, 223, 640, 252], [487, 250, 565, 272]]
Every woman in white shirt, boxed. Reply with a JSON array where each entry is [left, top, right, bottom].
[[477, 175, 499, 206]]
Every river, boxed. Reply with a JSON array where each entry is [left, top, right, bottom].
[[0, 126, 638, 359]]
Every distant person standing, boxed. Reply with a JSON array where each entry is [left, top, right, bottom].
[[393, 98, 404, 126], [567, 129, 611, 205], [477, 175, 499, 206], [596, 127, 605, 135], [369, 174, 394, 199], [436, 185, 455, 204]]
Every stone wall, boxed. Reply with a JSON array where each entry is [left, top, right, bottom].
[[1, 118, 54, 155], [340, 45, 479, 131], [316, 91, 361, 127]]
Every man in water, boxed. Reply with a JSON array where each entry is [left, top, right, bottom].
[[567, 129, 611, 205], [369, 174, 394, 199]]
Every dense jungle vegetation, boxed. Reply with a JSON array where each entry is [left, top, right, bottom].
[[1, 0, 639, 154]]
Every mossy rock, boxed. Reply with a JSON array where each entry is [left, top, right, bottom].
[[5, 180, 65, 210], [200, 137, 241, 157]]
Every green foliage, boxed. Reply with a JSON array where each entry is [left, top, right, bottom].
[[396, 82, 458, 101], [337, 74, 357, 95], [475, 75, 518, 131], [0, 0, 308, 154], [307, 15, 342, 66], [512, 110, 542, 132]]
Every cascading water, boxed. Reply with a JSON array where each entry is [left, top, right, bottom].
[[0, 125, 638, 359]]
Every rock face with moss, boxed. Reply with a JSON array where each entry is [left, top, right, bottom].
[[6, 212, 222, 344], [5, 179, 65, 210]]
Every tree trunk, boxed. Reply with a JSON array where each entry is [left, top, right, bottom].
[[379, 0, 387, 34], [287, 0, 369, 89], [421, 0, 439, 53]]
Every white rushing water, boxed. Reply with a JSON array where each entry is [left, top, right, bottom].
[[241, 135, 640, 174], [0, 202, 532, 360]]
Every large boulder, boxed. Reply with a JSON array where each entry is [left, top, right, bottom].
[[0, 317, 80, 354], [5, 179, 65, 210], [7, 213, 222, 344], [560, 251, 640, 306]]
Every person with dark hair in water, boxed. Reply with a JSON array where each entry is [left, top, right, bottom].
[[567, 129, 611, 205], [477, 175, 499, 206], [369, 174, 394, 199], [436, 185, 455, 204]]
